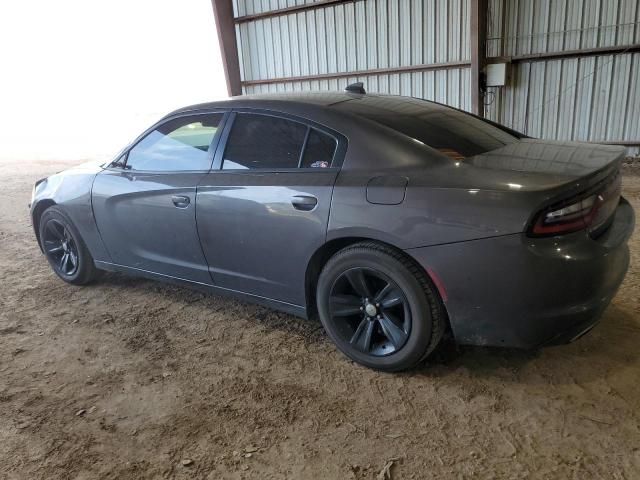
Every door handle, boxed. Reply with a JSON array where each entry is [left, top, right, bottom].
[[291, 195, 317, 211], [171, 195, 191, 208]]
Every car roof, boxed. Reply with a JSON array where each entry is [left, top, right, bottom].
[[169, 92, 451, 120]]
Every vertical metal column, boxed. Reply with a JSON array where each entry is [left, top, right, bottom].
[[211, 0, 242, 96]]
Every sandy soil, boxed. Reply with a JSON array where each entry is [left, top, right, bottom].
[[1, 158, 639, 479]]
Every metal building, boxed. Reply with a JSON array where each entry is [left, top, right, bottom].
[[212, 0, 640, 155]]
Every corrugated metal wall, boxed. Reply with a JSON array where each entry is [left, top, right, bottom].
[[486, 0, 640, 56], [231, 0, 639, 151], [485, 0, 640, 148], [242, 69, 472, 111], [485, 53, 640, 143], [233, 0, 472, 111]]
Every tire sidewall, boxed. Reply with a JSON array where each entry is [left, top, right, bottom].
[[39, 207, 92, 284], [317, 248, 434, 371]]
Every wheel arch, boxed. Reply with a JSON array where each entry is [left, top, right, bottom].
[[304, 237, 450, 329], [32, 199, 57, 250]]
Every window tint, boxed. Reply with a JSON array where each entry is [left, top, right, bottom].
[[126, 114, 222, 171], [334, 97, 518, 158], [301, 129, 336, 168], [223, 114, 307, 170]]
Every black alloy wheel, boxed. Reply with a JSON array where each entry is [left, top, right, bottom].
[[38, 206, 97, 285], [43, 218, 79, 276], [328, 267, 411, 356], [316, 242, 445, 371]]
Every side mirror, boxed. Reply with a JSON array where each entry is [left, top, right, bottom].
[[110, 153, 128, 169]]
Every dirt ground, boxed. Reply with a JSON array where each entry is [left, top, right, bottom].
[[1, 158, 639, 480]]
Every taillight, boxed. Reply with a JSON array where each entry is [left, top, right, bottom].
[[529, 173, 621, 237], [589, 173, 622, 234], [531, 195, 597, 236]]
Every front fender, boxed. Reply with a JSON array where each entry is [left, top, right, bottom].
[[30, 163, 112, 263]]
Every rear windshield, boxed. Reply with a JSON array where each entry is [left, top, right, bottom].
[[335, 96, 519, 158]]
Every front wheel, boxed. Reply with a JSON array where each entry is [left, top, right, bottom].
[[38, 206, 98, 285], [316, 242, 445, 371]]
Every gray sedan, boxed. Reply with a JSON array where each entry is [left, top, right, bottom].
[[30, 91, 635, 371]]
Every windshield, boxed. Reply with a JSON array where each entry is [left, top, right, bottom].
[[334, 96, 520, 158]]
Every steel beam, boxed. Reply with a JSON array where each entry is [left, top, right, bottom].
[[506, 43, 640, 63], [211, 0, 242, 96], [235, 0, 353, 24], [241, 61, 471, 87], [470, 0, 488, 117]]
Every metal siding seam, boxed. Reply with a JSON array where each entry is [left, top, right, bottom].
[[366, 0, 377, 69], [584, 56, 597, 141], [278, 16, 290, 77], [298, 12, 309, 76], [542, 0, 551, 53], [355, 0, 367, 71], [307, 9, 319, 75], [412, 0, 424, 65], [266, 18, 276, 78], [345, 3, 357, 71], [378, 0, 388, 69], [400, 0, 412, 66], [625, 54, 639, 138], [555, 59, 568, 140], [568, 57, 580, 140], [335, 4, 346, 72], [608, 54, 628, 140], [463, 0, 470, 60], [271, 18, 284, 77], [388, 0, 399, 68], [287, 14, 298, 77], [451, 0, 459, 61], [248, 22, 259, 80], [524, 0, 534, 55], [521, 62, 532, 134], [314, 9, 325, 74], [253, 18, 263, 79], [425, 0, 436, 64], [325, 6, 337, 73], [236, 25, 246, 81]]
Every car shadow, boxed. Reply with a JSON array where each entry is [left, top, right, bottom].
[[410, 304, 640, 385], [91, 273, 638, 385]]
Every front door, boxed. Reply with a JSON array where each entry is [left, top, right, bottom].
[[196, 111, 345, 305], [92, 112, 226, 283]]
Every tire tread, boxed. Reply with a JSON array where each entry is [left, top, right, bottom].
[[39, 206, 98, 285], [320, 241, 446, 369]]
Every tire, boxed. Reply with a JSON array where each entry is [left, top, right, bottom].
[[38, 206, 98, 285], [316, 242, 445, 371]]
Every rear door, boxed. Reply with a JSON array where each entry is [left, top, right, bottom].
[[196, 110, 346, 306], [92, 111, 227, 283]]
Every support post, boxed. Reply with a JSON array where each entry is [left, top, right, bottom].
[[211, 0, 242, 96], [470, 0, 488, 116]]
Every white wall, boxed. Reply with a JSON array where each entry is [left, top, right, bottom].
[[0, 0, 228, 162]]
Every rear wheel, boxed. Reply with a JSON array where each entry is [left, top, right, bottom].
[[39, 206, 97, 285], [316, 242, 445, 371]]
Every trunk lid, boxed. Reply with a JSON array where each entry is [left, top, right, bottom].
[[463, 139, 624, 193]]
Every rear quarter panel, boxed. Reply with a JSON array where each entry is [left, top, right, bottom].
[[326, 126, 539, 249]]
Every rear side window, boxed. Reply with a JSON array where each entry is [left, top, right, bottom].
[[126, 114, 222, 171], [223, 114, 307, 169], [222, 113, 337, 170], [301, 129, 337, 168]]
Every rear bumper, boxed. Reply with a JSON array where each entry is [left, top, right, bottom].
[[406, 198, 635, 349]]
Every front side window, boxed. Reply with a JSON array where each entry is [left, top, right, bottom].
[[126, 114, 223, 171]]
